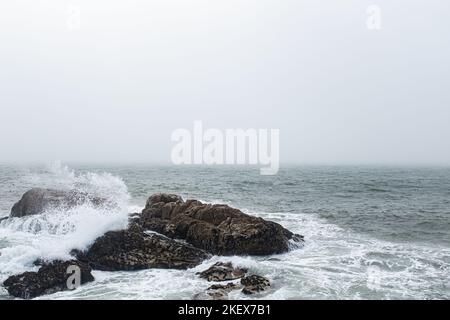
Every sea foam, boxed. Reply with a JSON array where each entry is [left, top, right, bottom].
[[0, 162, 130, 280]]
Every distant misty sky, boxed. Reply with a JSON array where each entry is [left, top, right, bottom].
[[1, 1, 449, 165]]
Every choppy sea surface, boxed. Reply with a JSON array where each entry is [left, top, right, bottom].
[[0, 162, 449, 300]]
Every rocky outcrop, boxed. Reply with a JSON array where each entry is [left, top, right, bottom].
[[202, 282, 242, 300], [146, 193, 183, 206], [74, 225, 210, 271], [3, 191, 301, 299], [10, 188, 108, 218], [195, 263, 271, 299], [2, 260, 94, 299], [137, 193, 303, 255], [197, 262, 247, 282], [241, 275, 270, 295]]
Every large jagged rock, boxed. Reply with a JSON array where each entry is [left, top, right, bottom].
[[74, 225, 210, 271], [2, 260, 94, 299], [137, 193, 303, 255], [10, 188, 108, 218]]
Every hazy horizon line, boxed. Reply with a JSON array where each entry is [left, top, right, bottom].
[[1, 160, 450, 169]]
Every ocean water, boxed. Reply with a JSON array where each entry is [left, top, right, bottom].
[[0, 162, 449, 300]]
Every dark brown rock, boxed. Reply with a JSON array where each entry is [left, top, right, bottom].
[[2, 260, 94, 299], [74, 225, 210, 271], [193, 282, 242, 300], [241, 275, 270, 294], [138, 193, 303, 255], [146, 193, 183, 207], [10, 188, 109, 218], [197, 262, 247, 282], [206, 282, 240, 300]]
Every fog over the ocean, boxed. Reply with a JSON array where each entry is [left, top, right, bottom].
[[1, 0, 449, 165]]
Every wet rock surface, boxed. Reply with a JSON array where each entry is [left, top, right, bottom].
[[195, 262, 271, 299], [74, 225, 210, 271], [2, 260, 94, 299], [197, 262, 247, 282], [138, 193, 303, 255], [206, 283, 240, 300], [241, 275, 271, 294], [10, 188, 108, 218]]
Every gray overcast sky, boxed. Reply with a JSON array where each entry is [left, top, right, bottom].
[[1, 0, 449, 165]]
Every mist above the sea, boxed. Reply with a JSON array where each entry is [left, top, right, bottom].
[[1, 1, 450, 166]]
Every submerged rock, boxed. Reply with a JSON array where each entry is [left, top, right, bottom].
[[2, 260, 94, 299], [10, 188, 109, 218], [74, 225, 210, 271], [138, 193, 303, 255], [241, 275, 270, 295], [206, 283, 241, 300], [197, 262, 247, 282], [195, 272, 271, 299]]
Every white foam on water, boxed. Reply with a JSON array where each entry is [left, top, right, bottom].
[[23, 161, 129, 201], [246, 211, 450, 299], [0, 163, 131, 284], [31, 208, 450, 300]]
